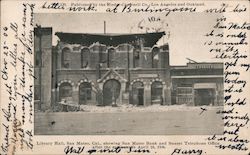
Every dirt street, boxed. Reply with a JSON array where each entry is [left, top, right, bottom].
[[35, 106, 223, 135]]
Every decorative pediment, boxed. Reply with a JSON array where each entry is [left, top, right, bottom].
[[98, 69, 127, 83]]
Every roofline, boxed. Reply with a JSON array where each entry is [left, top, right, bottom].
[[55, 31, 165, 37], [55, 31, 166, 48]]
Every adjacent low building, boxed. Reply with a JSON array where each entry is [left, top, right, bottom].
[[34, 27, 224, 111], [171, 63, 224, 106]]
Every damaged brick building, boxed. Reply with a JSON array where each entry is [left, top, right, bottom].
[[34, 27, 223, 110]]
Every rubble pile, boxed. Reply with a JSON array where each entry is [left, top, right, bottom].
[[79, 104, 222, 113]]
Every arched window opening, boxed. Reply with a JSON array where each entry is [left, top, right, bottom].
[[99, 45, 107, 63], [61, 47, 70, 68], [152, 47, 160, 68], [81, 48, 90, 68], [79, 82, 92, 105], [133, 48, 140, 68], [59, 82, 73, 101], [108, 48, 115, 68]]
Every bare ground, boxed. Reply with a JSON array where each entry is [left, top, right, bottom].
[[35, 105, 223, 135]]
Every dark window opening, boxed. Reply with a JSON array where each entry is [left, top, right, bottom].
[[99, 45, 107, 63], [59, 82, 73, 101], [79, 82, 92, 105], [152, 47, 160, 68], [133, 48, 140, 68], [81, 48, 90, 68], [108, 48, 115, 68], [62, 47, 70, 68]]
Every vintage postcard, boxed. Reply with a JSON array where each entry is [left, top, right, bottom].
[[1, 0, 250, 155]]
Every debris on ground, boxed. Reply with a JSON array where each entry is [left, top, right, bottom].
[[77, 104, 223, 113]]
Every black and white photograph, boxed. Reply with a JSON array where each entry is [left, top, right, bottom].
[[34, 12, 224, 135], [2, 1, 250, 155]]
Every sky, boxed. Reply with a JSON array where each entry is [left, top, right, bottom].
[[35, 12, 222, 65]]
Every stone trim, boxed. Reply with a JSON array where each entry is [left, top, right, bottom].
[[77, 79, 95, 87], [98, 69, 127, 83], [57, 79, 75, 91], [131, 79, 146, 86], [149, 78, 165, 85]]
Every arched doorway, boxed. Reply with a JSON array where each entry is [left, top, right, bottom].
[[79, 82, 92, 105], [103, 79, 121, 106], [59, 82, 73, 101], [151, 81, 163, 104], [131, 81, 144, 106]]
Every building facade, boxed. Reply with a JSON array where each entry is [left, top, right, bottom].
[[34, 27, 223, 111], [171, 63, 224, 106]]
